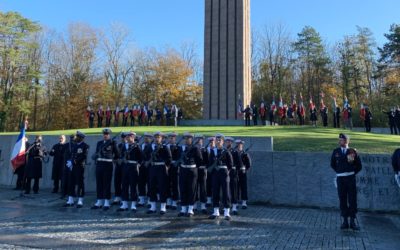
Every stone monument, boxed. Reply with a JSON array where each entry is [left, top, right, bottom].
[[203, 0, 251, 120]]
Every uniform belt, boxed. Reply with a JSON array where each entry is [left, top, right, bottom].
[[126, 160, 138, 164], [34, 156, 42, 159], [97, 158, 113, 162], [216, 165, 227, 170], [336, 172, 355, 177], [181, 164, 196, 168], [231, 167, 236, 170], [199, 166, 206, 169], [152, 162, 165, 166], [240, 167, 246, 171], [171, 161, 177, 164]]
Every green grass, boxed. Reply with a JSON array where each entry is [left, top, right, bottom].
[[1, 126, 398, 153]]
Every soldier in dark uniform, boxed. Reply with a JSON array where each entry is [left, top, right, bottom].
[[209, 134, 233, 220], [63, 131, 89, 208], [225, 137, 239, 215], [118, 131, 143, 212], [49, 135, 67, 193], [195, 134, 208, 214], [177, 132, 203, 217], [364, 107, 372, 132], [88, 109, 95, 128], [91, 128, 120, 210], [25, 135, 47, 194], [330, 133, 362, 230], [235, 140, 251, 209], [252, 105, 258, 126], [166, 132, 181, 210], [14, 136, 29, 190], [206, 137, 216, 207], [138, 133, 153, 206], [320, 104, 328, 127], [383, 108, 398, 135], [395, 106, 400, 135], [146, 132, 172, 214], [112, 133, 126, 205]]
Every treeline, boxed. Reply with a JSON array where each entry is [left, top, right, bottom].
[[251, 24, 400, 127], [0, 12, 202, 131]]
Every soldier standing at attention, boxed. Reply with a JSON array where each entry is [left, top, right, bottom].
[[235, 140, 251, 209], [49, 135, 67, 193], [137, 133, 153, 206], [97, 105, 104, 128], [225, 137, 239, 215], [118, 131, 143, 212], [112, 133, 126, 205], [147, 132, 172, 215], [206, 137, 216, 207], [195, 134, 208, 214], [63, 131, 89, 208], [330, 133, 362, 230], [209, 134, 233, 220], [178, 133, 203, 217], [91, 128, 120, 210], [166, 132, 181, 210]]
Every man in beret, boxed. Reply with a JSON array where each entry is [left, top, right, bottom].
[[91, 128, 120, 210], [63, 131, 89, 208], [147, 132, 172, 214], [178, 133, 202, 217], [330, 133, 362, 230], [209, 134, 233, 220]]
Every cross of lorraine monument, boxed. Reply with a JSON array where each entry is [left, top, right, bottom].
[[203, 0, 251, 120]]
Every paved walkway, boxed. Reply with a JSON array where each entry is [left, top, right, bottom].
[[0, 187, 399, 249]]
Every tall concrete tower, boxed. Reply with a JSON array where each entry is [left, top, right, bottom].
[[203, 0, 251, 120]]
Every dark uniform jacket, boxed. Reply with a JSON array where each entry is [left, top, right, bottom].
[[121, 143, 143, 165], [66, 142, 89, 167], [168, 144, 182, 166], [180, 144, 202, 167], [150, 143, 172, 166], [208, 147, 233, 170], [392, 148, 400, 174], [95, 139, 120, 161], [330, 148, 362, 174]]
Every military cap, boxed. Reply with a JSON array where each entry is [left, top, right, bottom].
[[120, 132, 127, 138], [225, 137, 235, 142], [102, 128, 112, 134], [144, 132, 153, 138], [195, 134, 205, 139], [183, 132, 194, 138], [125, 131, 136, 137], [208, 137, 215, 141], [339, 133, 349, 140], [235, 139, 244, 144], [76, 131, 86, 138], [168, 132, 178, 137], [153, 131, 164, 137], [215, 133, 225, 140]]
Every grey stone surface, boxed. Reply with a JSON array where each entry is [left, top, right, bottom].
[[0, 187, 399, 249], [203, 0, 251, 120]]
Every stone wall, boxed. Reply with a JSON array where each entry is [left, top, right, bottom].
[[0, 135, 398, 212]]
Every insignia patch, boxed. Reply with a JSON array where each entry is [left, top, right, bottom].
[[77, 148, 83, 154]]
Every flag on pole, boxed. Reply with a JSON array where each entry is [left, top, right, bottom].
[[10, 126, 26, 172]]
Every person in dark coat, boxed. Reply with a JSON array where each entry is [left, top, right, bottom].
[[364, 107, 372, 132], [49, 135, 67, 193], [25, 135, 47, 194], [383, 108, 398, 135], [235, 140, 252, 209], [330, 133, 362, 230], [395, 106, 400, 135]]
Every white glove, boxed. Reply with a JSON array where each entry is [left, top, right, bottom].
[[395, 174, 400, 188], [334, 176, 337, 189], [66, 160, 73, 171]]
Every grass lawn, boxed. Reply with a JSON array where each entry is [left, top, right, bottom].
[[1, 126, 398, 154]]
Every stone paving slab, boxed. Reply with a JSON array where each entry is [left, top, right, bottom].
[[0, 188, 399, 249]]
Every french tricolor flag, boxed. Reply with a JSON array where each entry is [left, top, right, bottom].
[[10, 127, 26, 172]]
